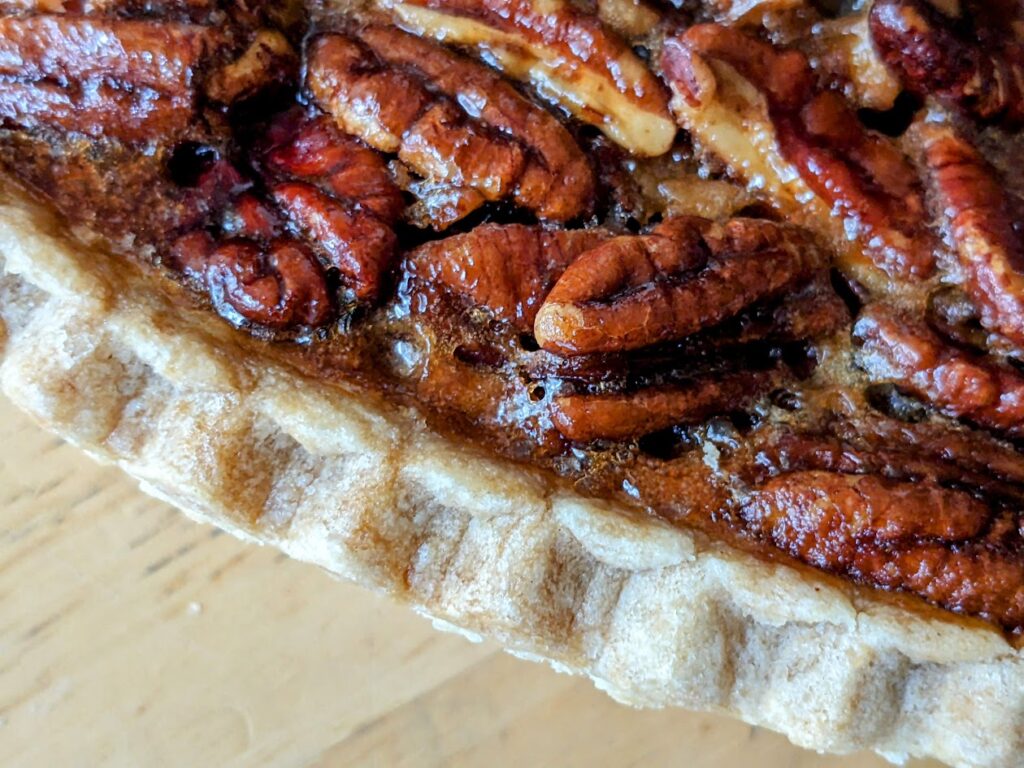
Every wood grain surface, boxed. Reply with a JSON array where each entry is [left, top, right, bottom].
[[0, 396, 943, 768]]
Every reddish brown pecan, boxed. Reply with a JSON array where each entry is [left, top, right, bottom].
[[305, 26, 594, 227], [534, 216, 826, 356], [755, 431, 1024, 504], [741, 470, 1024, 630], [262, 114, 405, 224], [661, 23, 937, 282], [831, 408, 1024, 488], [173, 232, 333, 329], [550, 369, 777, 442], [0, 16, 213, 141], [383, 0, 676, 156], [401, 224, 611, 331], [260, 113, 402, 304], [874, 543, 1024, 633], [168, 114, 403, 328], [854, 304, 1024, 437], [921, 125, 1024, 347], [271, 183, 397, 304], [731, 275, 851, 345], [870, 0, 1024, 126], [742, 470, 991, 545]]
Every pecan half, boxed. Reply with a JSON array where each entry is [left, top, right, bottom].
[[830, 408, 1024, 488], [550, 368, 777, 442], [262, 112, 406, 224], [174, 232, 333, 329], [401, 224, 611, 331], [260, 113, 401, 304], [755, 431, 1024, 504], [742, 470, 991, 544], [168, 114, 403, 328], [382, 0, 676, 157], [854, 303, 1024, 437], [306, 26, 594, 227], [870, 0, 1024, 126], [534, 216, 826, 356], [271, 183, 397, 304], [921, 124, 1024, 347], [661, 23, 936, 284], [741, 470, 1024, 630], [0, 15, 213, 141]]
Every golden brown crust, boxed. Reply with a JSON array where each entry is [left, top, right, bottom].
[[1, 190, 1023, 767]]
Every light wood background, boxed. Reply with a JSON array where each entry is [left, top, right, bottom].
[[0, 395, 942, 767]]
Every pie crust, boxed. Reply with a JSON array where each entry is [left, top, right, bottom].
[[2, 188, 1022, 767]]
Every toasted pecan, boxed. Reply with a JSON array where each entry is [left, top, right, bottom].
[[534, 217, 826, 356]]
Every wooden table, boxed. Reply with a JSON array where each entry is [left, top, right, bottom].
[[0, 396, 942, 767]]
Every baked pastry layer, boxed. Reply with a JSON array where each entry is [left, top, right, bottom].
[[2, 193, 1022, 766]]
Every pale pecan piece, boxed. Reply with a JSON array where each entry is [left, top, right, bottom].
[[401, 224, 611, 331], [854, 303, 1024, 437], [550, 368, 777, 442], [0, 15, 213, 141], [306, 26, 594, 226], [534, 216, 826, 356], [593, 0, 661, 41], [697, 0, 805, 24], [800, 11, 902, 110], [661, 23, 936, 284], [870, 0, 1024, 126], [204, 29, 297, 106], [382, 0, 676, 157], [920, 124, 1024, 347], [741, 470, 1024, 629]]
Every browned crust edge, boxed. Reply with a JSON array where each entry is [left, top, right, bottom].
[[0, 193, 1022, 767]]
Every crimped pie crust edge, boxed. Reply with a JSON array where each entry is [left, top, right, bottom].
[[0, 193, 1021, 767]]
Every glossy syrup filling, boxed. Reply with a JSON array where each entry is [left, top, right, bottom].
[[2, 0, 1024, 637]]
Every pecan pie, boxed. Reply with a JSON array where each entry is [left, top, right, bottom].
[[1, 0, 1023, 764]]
